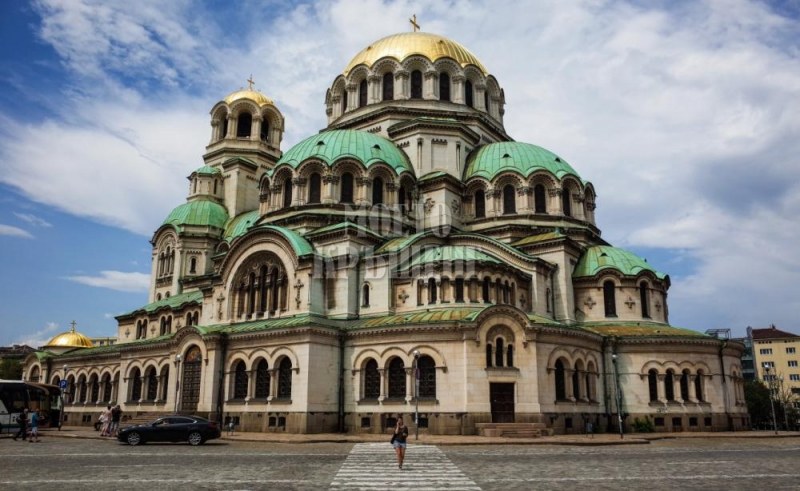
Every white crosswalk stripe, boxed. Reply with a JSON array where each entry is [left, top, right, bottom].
[[330, 442, 481, 490]]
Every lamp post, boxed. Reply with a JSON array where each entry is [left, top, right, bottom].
[[764, 364, 778, 434], [60, 364, 68, 430], [413, 350, 420, 441], [778, 375, 788, 431], [174, 354, 182, 414], [611, 354, 624, 439]]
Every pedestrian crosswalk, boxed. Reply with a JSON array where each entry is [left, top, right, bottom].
[[330, 442, 481, 490]]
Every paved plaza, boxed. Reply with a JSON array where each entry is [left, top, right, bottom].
[[1, 430, 799, 490]]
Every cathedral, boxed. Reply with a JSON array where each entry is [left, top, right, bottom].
[[23, 28, 748, 435]]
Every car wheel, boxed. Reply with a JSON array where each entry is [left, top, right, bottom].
[[127, 432, 142, 446], [188, 431, 203, 446]]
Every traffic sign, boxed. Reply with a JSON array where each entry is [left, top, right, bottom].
[[59, 380, 67, 389]]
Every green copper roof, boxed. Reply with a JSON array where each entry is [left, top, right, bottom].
[[375, 231, 428, 254], [192, 165, 221, 176], [581, 321, 707, 338], [252, 225, 315, 257], [163, 199, 228, 231], [345, 307, 487, 331], [307, 221, 383, 240], [403, 245, 502, 269], [119, 291, 204, 317], [464, 142, 582, 182], [512, 230, 567, 247], [224, 210, 260, 242], [273, 129, 414, 176], [573, 246, 666, 280]]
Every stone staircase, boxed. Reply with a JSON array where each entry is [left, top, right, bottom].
[[121, 412, 162, 427], [475, 422, 553, 438]]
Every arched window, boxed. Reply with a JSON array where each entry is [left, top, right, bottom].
[[680, 369, 690, 401], [503, 281, 510, 304], [640, 282, 650, 318], [495, 338, 504, 367], [482, 277, 491, 302], [130, 369, 141, 401], [555, 359, 566, 400], [418, 355, 436, 398], [382, 72, 394, 101], [221, 118, 228, 140], [283, 178, 293, 208], [439, 72, 450, 101], [486, 343, 493, 367], [260, 120, 269, 142], [506, 345, 514, 367], [236, 112, 252, 138], [474, 189, 486, 218], [388, 358, 406, 398], [572, 365, 581, 400], [398, 186, 407, 212], [259, 265, 268, 313], [665, 369, 675, 401], [90, 374, 99, 402], [534, 184, 546, 213], [465, 80, 474, 107], [455, 278, 464, 302], [362, 283, 370, 307], [695, 370, 704, 402], [648, 369, 659, 402], [562, 188, 572, 216], [234, 361, 248, 399], [255, 360, 269, 398], [603, 280, 617, 317], [277, 358, 292, 398], [428, 278, 437, 304], [372, 177, 384, 205], [247, 271, 257, 315], [410, 70, 423, 99], [189, 257, 197, 274], [340, 172, 354, 203], [102, 374, 112, 403], [146, 368, 158, 401], [364, 359, 380, 399], [503, 184, 516, 215], [484, 91, 490, 114], [358, 79, 368, 107], [341, 90, 348, 113], [308, 172, 321, 204]]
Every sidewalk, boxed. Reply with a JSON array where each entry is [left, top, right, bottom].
[[28, 427, 800, 446]]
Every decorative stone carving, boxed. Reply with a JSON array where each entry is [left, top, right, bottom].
[[423, 198, 435, 215], [450, 199, 461, 216], [398, 290, 409, 304], [625, 297, 636, 309], [584, 297, 596, 309]]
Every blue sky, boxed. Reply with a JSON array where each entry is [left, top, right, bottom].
[[1, 0, 799, 346]]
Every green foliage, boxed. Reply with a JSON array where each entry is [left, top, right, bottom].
[[632, 416, 655, 433], [0, 358, 23, 379], [744, 380, 773, 428]]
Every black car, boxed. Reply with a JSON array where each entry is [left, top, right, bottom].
[[117, 415, 221, 446]]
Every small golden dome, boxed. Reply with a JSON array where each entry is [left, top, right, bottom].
[[344, 32, 488, 76], [224, 89, 275, 107], [44, 323, 93, 349]]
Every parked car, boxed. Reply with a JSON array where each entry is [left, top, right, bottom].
[[117, 415, 221, 446]]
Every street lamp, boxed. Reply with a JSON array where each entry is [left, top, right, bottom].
[[778, 375, 789, 431], [763, 364, 778, 435], [413, 350, 420, 441], [174, 354, 182, 414], [60, 364, 68, 430], [611, 354, 624, 439]]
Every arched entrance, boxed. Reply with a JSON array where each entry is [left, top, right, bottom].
[[181, 346, 202, 413]]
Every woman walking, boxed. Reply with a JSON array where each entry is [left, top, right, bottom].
[[392, 417, 409, 470]]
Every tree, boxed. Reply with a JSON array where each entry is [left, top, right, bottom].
[[744, 380, 772, 429], [0, 358, 23, 379]]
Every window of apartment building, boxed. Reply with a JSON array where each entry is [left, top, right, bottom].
[[789, 374, 800, 382], [787, 347, 796, 354], [760, 348, 773, 355], [789, 361, 798, 367]]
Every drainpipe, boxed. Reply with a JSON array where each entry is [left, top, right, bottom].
[[215, 333, 229, 425], [601, 337, 610, 416], [718, 340, 733, 431], [338, 331, 345, 433]]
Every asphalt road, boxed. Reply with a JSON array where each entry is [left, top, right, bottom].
[[1, 436, 798, 490]]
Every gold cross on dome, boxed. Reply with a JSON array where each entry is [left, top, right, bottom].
[[409, 14, 420, 32], [70, 320, 77, 332], [247, 74, 255, 90]]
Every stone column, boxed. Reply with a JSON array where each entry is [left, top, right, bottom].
[[395, 70, 409, 100], [226, 115, 236, 138], [378, 368, 387, 401], [452, 74, 465, 104], [367, 74, 380, 104], [565, 369, 575, 401], [657, 374, 666, 402], [424, 70, 437, 99], [251, 116, 262, 142], [346, 83, 358, 111]]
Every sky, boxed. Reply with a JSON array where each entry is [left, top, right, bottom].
[[0, 0, 798, 347]]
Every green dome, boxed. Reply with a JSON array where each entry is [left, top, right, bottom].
[[163, 199, 228, 231], [573, 246, 667, 280], [192, 165, 221, 176], [223, 210, 260, 242], [464, 142, 581, 182], [272, 129, 413, 176]]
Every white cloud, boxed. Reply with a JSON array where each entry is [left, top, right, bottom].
[[64, 271, 150, 292], [13, 212, 52, 227], [13, 322, 61, 349], [0, 224, 33, 238], [1, 0, 798, 336]]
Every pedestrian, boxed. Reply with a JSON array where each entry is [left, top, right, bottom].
[[29, 410, 40, 442], [109, 404, 122, 436], [13, 408, 28, 441], [100, 405, 113, 436], [586, 421, 594, 438], [391, 417, 409, 470]]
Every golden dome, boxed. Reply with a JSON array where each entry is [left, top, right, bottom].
[[44, 323, 93, 349], [344, 32, 488, 76], [224, 89, 275, 107]]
